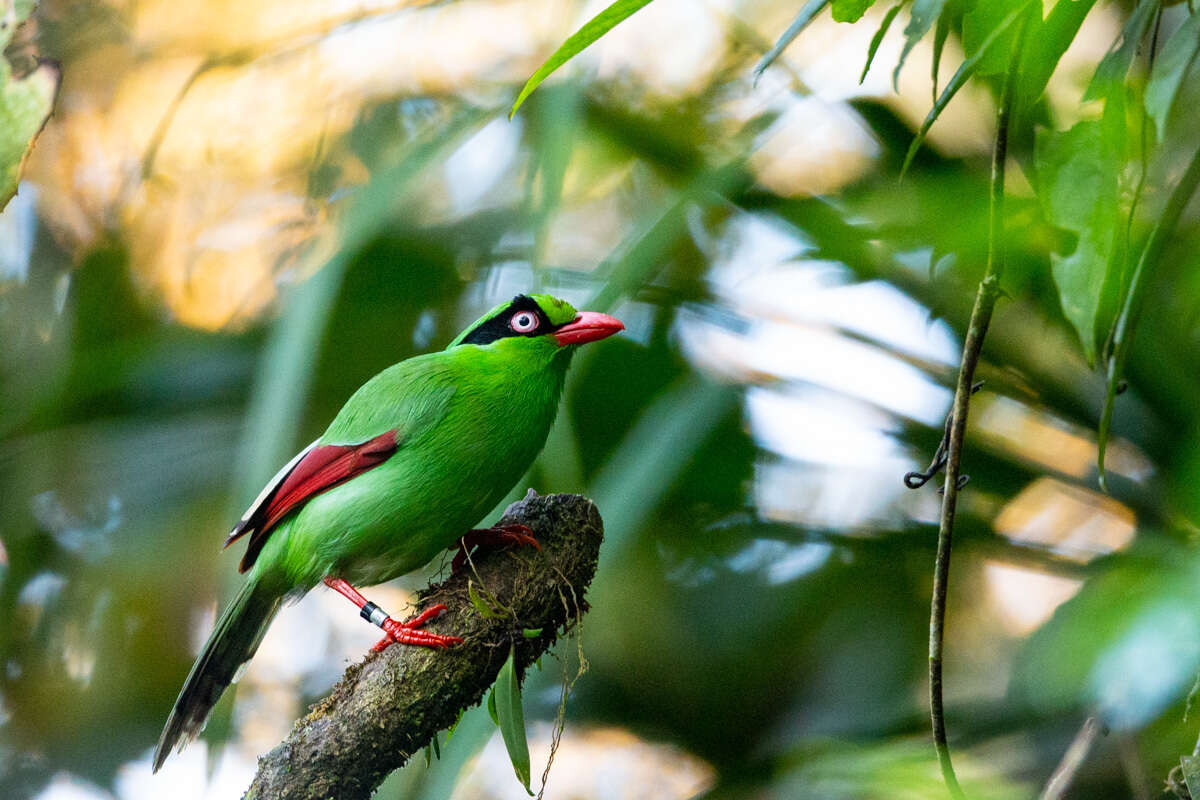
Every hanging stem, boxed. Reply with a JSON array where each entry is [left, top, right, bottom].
[[1038, 717, 1109, 800], [928, 15, 1028, 799]]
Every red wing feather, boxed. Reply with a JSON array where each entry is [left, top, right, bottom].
[[228, 430, 399, 573]]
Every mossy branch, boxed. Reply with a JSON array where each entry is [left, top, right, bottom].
[[241, 492, 604, 800]]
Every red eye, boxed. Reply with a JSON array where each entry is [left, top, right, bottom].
[[510, 311, 539, 333]]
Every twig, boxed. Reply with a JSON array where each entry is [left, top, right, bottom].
[[1038, 717, 1108, 800], [1117, 733, 1152, 800], [140, 57, 216, 179], [241, 492, 604, 800], [904, 381, 983, 490], [136, 0, 455, 184], [927, 13, 1029, 799], [535, 576, 588, 800]]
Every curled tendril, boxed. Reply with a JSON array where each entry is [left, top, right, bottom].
[[903, 381, 984, 490]]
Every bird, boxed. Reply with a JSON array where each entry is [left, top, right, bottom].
[[153, 293, 623, 772]]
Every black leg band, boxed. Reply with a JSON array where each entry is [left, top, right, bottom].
[[359, 601, 389, 628]]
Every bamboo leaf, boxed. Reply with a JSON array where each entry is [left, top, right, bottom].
[[893, 0, 948, 90], [1145, 9, 1200, 141], [494, 645, 533, 794], [511, 0, 655, 117], [832, 0, 876, 23], [931, 7, 950, 99], [900, 1, 1031, 176], [963, 0, 1037, 77], [753, 0, 831, 84], [1083, 0, 1159, 102], [522, 627, 543, 638], [861, 3, 906, 83]]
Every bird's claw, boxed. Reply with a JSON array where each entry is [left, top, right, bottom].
[[371, 603, 463, 652], [451, 524, 541, 574]]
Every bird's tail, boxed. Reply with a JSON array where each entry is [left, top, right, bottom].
[[153, 576, 283, 772]]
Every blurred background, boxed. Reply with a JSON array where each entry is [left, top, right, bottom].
[[3, 0, 1200, 798]]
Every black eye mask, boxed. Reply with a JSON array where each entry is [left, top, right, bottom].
[[458, 295, 560, 346]]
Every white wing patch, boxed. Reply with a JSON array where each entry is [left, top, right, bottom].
[[227, 439, 320, 541]]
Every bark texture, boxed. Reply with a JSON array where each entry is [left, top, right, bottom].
[[242, 491, 603, 800]]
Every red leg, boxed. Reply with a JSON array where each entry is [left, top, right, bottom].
[[322, 577, 463, 652], [451, 524, 541, 573], [324, 576, 370, 606]]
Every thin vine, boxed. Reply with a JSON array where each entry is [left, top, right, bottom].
[[928, 11, 1031, 798]]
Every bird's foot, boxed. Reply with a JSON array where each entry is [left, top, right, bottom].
[[371, 604, 463, 652], [451, 524, 541, 574]]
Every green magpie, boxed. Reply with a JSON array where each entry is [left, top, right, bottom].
[[153, 293, 623, 772]]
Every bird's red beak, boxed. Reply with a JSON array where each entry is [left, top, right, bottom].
[[554, 311, 624, 346]]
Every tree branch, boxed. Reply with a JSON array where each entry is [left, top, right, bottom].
[[242, 491, 604, 800]]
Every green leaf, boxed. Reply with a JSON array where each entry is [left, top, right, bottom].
[[494, 645, 533, 794], [468, 580, 504, 619], [861, 3, 906, 83], [522, 627, 543, 638], [1183, 756, 1200, 798], [1145, 9, 1200, 141], [900, 1, 1031, 176], [446, 707, 465, 741], [1098, 142, 1200, 490], [0, 2, 58, 212], [963, 0, 1037, 78], [832, 0, 875, 22], [1036, 119, 1121, 365], [753, 0, 831, 84], [510, 0, 655, 117], [487, 687, 499, 725], [931, 6, 950, 99], [893, 0, 948, 90], [778, 739, 1028, 798], [1015, 0, 1098, 110], [432, 732, 440, 761], [1012, 554, 1200, 730], [1083, 0, 1159, 102]]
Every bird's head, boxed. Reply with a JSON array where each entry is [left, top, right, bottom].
[[448, 294, 624, 355]]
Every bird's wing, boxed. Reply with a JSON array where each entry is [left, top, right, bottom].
[[224, 430, 400, 572], [224, 438, 320, 548]]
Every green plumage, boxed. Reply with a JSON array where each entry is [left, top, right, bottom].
[[154, 293, 605, 771], [256, 319, 571, 589]]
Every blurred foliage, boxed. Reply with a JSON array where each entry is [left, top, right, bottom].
[[0, 0, 56, 211], [2, 1, 1200, 799], [511, 0, 654, 116]]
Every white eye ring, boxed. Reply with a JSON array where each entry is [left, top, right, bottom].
[[510, 311, 539, 333]]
